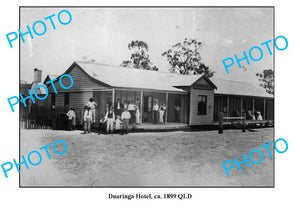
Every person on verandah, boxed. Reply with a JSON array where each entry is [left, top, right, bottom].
[[153, 99, 159, 124], [174, 104, 181, 123], [135, 98, 141, 124], [123, 100, 129, 111], [128, 99, 136, 124], [159, 103, 166, 124], [114, 98, 123, 117], [247, 110, 256, 120], [257, 111, 263, 121]]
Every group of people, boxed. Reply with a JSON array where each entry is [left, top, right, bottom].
[[66, 97, 168, 134], [66, 98, 140, 134], [100, 102, 132, 135], [66, 98, 97, 133], [114, 98, 141, 125], [152, 99, 167, 124], [247, 110, 263, 121]]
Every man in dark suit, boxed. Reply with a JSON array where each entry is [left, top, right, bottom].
[[114, 98, 123, 117]]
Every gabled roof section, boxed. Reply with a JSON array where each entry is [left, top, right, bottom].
[[74, 61, 201, 92], [43, 74, 59, 84], [211, 77, 273, 98], [167, 73, 217, 89]]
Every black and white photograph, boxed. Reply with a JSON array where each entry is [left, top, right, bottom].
[[19, 7, 274, 187]]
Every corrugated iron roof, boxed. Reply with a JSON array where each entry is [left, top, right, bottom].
[[76, 61, 204, 93], [211, 77, 273, 98], [72, 61, 273, 98]]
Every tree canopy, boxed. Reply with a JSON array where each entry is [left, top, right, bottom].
[[161, 38, 214, 76], [120, 40, 159, 71], [81, 56, 96, 63], [256, 69, 274, 95]]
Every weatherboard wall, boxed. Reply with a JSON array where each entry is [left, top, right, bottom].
[[47, 64, 108, 93], [189, 78, 215, 125]]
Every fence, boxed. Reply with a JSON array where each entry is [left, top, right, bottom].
[[20, 105, 84, 130]]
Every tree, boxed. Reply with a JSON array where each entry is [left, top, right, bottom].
[[161, 38, 214, 76], [120, 40, 159, 71], [256, 69, 274, 94], [81, 56, 96, 63]]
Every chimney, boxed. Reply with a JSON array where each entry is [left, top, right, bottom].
[[34, 68, 42, 83]]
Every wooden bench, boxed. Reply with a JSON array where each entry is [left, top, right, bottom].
[[223, 116, 244, 120], [218, 113, 246, 134]]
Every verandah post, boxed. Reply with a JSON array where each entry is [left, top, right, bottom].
[[165, 92, 168, 124], [140, 91, 143, 124], [263, 98, 266, 120], [227, 96, 230, 117], [242, 112, 246, 132], [218, 112, 224, 134], [112, 89, 115, 108], [252, 98, 255, 114]]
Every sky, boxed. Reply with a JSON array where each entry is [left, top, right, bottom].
[[20, 7, 273, 84]]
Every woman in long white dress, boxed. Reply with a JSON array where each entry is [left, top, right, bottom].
[[159, 104, 166, 124], [135, 98, 141, 124]]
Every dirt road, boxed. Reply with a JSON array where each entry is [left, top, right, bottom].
[[20, 128, 274, 187]]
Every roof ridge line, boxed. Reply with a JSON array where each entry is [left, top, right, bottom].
[[212, 77, 259, 85], [76, 60, 164, 73], [75, 61, 205, 77]]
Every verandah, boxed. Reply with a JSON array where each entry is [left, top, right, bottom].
[[92, 89, 189, 125], [213, 95, 274, 122]]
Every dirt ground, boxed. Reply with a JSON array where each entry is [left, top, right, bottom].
[[20, 128, 274, 187]]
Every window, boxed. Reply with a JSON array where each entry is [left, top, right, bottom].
[[198, 95, 207, 115], [64, 93, 70, 107], [143, 96, 152, 112], [106, 96, 112, 106], [148, 96, 152, 112], [147, 96, 152, 112], [51, 93, 56, 108]]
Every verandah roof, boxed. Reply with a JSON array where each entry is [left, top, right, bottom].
[[61, 61, 273, 99], [211, 78, 274, 98]]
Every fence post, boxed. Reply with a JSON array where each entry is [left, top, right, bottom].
[[242, 112, 246, 132], [218, 112, 224, 134]]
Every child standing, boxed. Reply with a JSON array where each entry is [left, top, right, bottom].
[[115, 115, 122, 134], [66, 106, 76, 130], [83, 106, 92, 134], [121, 108, 131, 134], [98, 114, 105, 135]]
